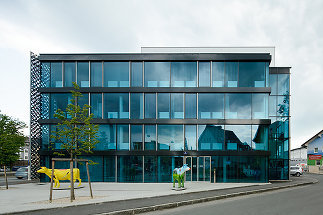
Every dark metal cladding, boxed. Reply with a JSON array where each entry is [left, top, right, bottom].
[[30, 52, 41, 179], [38, 53, 271, 62]]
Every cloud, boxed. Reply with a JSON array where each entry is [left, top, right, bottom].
[[0, 0, 322, 147]]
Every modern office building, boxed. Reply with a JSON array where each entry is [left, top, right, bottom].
[[30, 47, 291, 183]]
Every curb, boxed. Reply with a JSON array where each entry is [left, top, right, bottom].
[[97, 179, 318, 215]]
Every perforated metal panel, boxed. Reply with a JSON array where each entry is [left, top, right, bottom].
[[30, 52, 41, 179]]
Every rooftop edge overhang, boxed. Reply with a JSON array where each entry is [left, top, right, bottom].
[[38, 53, 271, 62]]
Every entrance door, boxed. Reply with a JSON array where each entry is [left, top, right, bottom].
[[185, 156, 211, 182]]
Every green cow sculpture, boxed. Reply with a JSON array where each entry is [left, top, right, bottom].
[[173, 164, 191, 189]]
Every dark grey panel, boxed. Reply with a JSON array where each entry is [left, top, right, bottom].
[[39, 87, 271, 93], [39, 119, 271, 125], [40, 150, 270, 157], [269, 67, 291, 74], [39, 53, 271, 62]]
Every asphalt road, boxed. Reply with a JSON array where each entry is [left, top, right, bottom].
[[0, 175, 28, 186], [144, 174, 323, 215]]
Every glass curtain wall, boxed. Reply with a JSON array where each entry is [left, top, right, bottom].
[[199, 62, 211, 87], [145, 62, 170, 87], [77, 62, 89, 87], [171, 62, 197, 87], [104, 62, 129, 87], [64, 62, 76, 87], [91, 62, 102, 87]]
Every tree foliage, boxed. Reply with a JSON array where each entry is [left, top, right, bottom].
[[50, 83, 99, 159], [0, 112, 26, 167]]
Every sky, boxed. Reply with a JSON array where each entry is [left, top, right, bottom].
[[0, 0, 322, 149]]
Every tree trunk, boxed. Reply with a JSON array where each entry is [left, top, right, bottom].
[[70, 155, 75, 202], [4, 165, 8, 189]]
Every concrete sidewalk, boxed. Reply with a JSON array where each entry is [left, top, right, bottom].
[[0, 175, 317, 215]]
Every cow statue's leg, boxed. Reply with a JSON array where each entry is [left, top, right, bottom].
[[173, 174, 176, 188], [177, 176, 181, 188], [77, 178, 82, 187], [54, 174, 60, 188], [181, 175, 185, 188]]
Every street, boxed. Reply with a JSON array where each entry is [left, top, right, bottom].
[[144, 174, 323, 215], [0, 175, 28, 186]]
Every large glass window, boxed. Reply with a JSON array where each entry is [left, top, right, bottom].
[[239, 62, 265, 87], [131, 125, 143, 150], [42, 125, 49, 150], [90, 62, 102, 87], [104, 62, 129, 87], [131, 62, 143, 87], [144, 156, 157, 182], [158, 125, 184, 150], [185, 125, 196, 150], [225, 94, 251, 119], [198, 125, 224, 150], [96, 124, 116, 150], [158, 156, 183, 182], [144, 62, 170, 87], [117, 125, 129, 150], [77, 62, 89, 87], [145, 94, 156, 119], [269, 96, 277, 116], [277, 96, 289, 116], [252, 94, 268, 119], [50, 93, 72, 118], [277, 74, 290, 95], [41, 94, 49, 119], [157, 93, 170, 119], [269, 74, 277, 95], [79, 156, 103, 182], [130, 93, 143, 119], [252, 125, 268, 150], [171, 62, 197, 87], [144, 125, 156, 150], [90, 93, 102, 118], [171, 93, 184, 119], [103, 93, 129, 119], [225, 125, 251, 151], [104, 156, 116, 182], [64, 62, 76, 87], [185, 94, 196, 119], [51, 62, 62, 87], [118, 156, 143, 182], [41, 62, 50, 87], [77, 93, 89, 112], [224, 62, 238, 87], [198, 94, 224, 119], [199, 62, 210, 87], [212, 62, 224, 87]]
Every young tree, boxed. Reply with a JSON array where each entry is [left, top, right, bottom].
[[0, 112, 26, 189], [51, 82, 99, 200]]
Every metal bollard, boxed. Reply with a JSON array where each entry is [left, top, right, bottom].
[[214, 168, 216, 183]]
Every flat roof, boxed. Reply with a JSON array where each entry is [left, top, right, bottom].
[[38, 53, 271, 62]]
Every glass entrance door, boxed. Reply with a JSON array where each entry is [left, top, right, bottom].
[[185, 156, 211, 182]]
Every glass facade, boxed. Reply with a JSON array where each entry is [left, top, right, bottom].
[[104, 93, 129, 119], [104, 62, 129, 87], [37, 55, 289, 183], [171, 62, 197, 87], [77, 62, 89, 87]]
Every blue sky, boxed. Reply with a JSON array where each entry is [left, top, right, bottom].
[[0, 0, 322, 149]]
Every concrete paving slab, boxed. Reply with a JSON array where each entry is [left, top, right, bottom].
[[0, 182, 265, 214]]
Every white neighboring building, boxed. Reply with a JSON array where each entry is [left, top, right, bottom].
[[18, 138, 29, 161], [290, 147, 307, 166]]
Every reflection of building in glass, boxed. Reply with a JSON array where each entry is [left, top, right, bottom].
[[30, 47, 290, 183]]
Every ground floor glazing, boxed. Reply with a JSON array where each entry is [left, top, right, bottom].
[[40, 155, 268, 183]]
